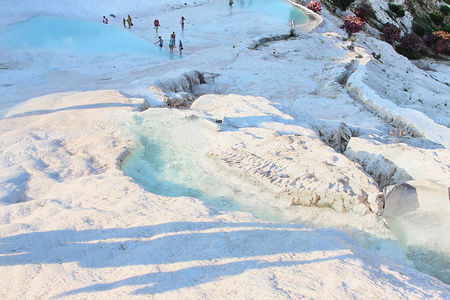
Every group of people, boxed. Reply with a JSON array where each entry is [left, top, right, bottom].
[[154, 17, 186, 54], [122, 15, 133, 29], [103, 15, 132, 28], [155, 31, 183, 54], [153, 16, 185, 33], [102, 14, 185, 54]]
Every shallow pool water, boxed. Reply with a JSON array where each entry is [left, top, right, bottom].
[[122, 110, 287, 223], [0, 0, 308, 56], [0, 16, 162, 56], [238, 0, 308, 25]]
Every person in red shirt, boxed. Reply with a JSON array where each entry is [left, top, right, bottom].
[[154, 19, 160, 33]]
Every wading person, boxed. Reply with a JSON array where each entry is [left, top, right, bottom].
[[169, 36, 175, 53], [155, 36, 164, 48], [179, 40, 183, 54], [180, 16, 186, 30]]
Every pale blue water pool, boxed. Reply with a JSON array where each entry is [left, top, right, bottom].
[[244, 0, 308, 25], [0, 15, 161, 56], [0, 0, 308, 56], [121, 110, 286, 222]]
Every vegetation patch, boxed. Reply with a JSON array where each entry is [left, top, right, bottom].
[[397, 33, 424, 59], [412, 20, 433, 37], [331, 0, 355, 11], [430, 11, 445, 25], [388, 3, 406, 18], [355, 3, 376, 21], [440, 5, 450, 16], [343, 15, 364, 36], [382, 23, 402, 43], [307, 1, 322, 13]]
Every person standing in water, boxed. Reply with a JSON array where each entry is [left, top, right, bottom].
[[102, 16, 108, 24], [229, 0, 233, 7], [179, 40, 183, 54], [169, 36, 175, 53], [155, 36, 164, 48], [154, 19, 160, 33], [180, 16, 186, 30], [122, 18, 126, 28], [127, 15, 132, 29]]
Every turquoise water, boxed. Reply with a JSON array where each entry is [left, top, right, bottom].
[[123, 135, 243, 210], [245, 0, 308, 25], [0, 0, 307, 56], [0, 16, 162, 56], [121, 111, 286, 222]]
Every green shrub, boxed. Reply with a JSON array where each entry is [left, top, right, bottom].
[[412, 21, 433, 37], [430, 11, 445, 25], [332, 0, 355, 11], [389, 3, 405, 18], [372, 52, 381, 60], [440, 5, 450, 16]]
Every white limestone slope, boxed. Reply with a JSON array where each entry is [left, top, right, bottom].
[[0, 0, 450, 297], [345, 137, 450, 188], [0, 91, 448, 299], [347, 37, 450, 148], [192, 94, 383, 215]]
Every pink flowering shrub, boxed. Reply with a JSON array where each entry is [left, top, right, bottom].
[[434, 38, 450, 54], [343, 15, 364, 35], [398, 33, 423, 59], [307, 1, 322, 13], [382, 23, 401, 43], [431, 31, 450, 54]]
